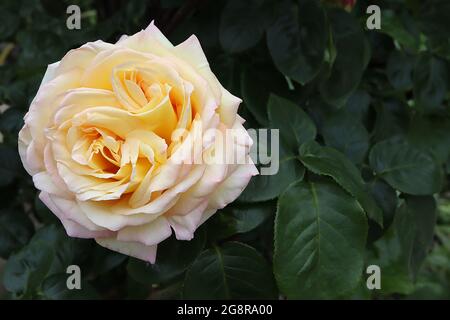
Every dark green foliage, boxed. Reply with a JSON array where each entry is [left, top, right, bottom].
[[1, 0, 449, 300]]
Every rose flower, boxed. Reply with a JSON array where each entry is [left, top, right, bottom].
[[18, 22, 257, 263]]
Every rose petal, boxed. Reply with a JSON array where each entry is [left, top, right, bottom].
[[39, 192, 113, 238], [207, 158, 258, 211], [96, 238, 157, 263], [117, 216, 172, 246], [168, 199, 208, 240]]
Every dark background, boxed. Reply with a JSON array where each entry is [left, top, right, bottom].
[[0, 0, 449, 300]]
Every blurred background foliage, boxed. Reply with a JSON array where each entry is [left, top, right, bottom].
[[0, 0, 449, 299]]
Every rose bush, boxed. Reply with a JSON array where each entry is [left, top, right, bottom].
[[1, 0, 449, 300], [18, 21, 257, 262]]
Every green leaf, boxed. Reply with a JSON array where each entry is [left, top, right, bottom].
[[369, 137, 443, 195], [299, 141, 383, 226], [372, 99, 409, 143], [219, 0, 270, 53], [267, 0, 327, 84], [368, 179, 398, 230], [408, 272, 450, 300], [127, 229, 205, 285], [407, 116, 450, 164], [344, 89, 370, 122], [41, 273, 99, 300], [321, 112, 369, 164], [320, 9, 370, 106], [241, 65, 295, 127], [31, 225, 91, 275], [238, 94, 311, 203], [268, 94, 316, 154], [274, 181, 368, 299], [407, 196, 438, 275], [413, 54, 448, 112], [371, 196, 437, 295], [3, 240, 54, 298], [2, 224, 89, 298], [88, 246, 127, 275], [387, 50, 415, 90], [238, 156, 304, 203], [206, 203, 273, 241], [379, 10, 420, 52], [183, 242, 277, 299], [0, 209, 34, 259]]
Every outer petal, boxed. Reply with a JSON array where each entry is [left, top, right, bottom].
[[219, 87, 241, 128], [33, 172, 68, 198], [25, 68, 83, 150], [95, 238, 157, 263], [168, 199, 208, 240], [79, 200, 161, 232], [165, 163, 227, 216], [39, 192, 113, 238], [45, 193, 107, 232], [18, 125, 42, 175], [207, 159, 258, 211], [40, 62, 61, 86], [116, 21, 174, 57], [173, 35, 222, 103], [43, 144, 71, 197], [117, 216, 172, 246], [19, 40, 114, 172], [57, 40, 114, 76]]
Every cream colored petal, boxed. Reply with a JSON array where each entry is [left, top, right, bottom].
[[80, 48, 153, 90], [54, 88, 120, 125], [117, 216, 172, 246], [167, 199, 208, 240], [51, 131, 118, 180], [174, 35, 222, 102], [207, 158, 258, 211], [145, 21, 174, 48], [57, 40, 115, 76], [40, 62, 61, 86], [165, 163, 227, 216], [18, 125, 43, 175], [25, 68, 83, 149], [76, 182, 130, 202], [63, 219, 113, 239], [50, 194, 106, 231], [198, 208, 217, 227], [43, 144, 71, 196], [33, 172, 68, 198], [26, 139, 45, 174], [71, 96, 177, 141], [39, 192, 113, 239], [219, 87, 241, 128], [128, 165, 156, 208], [96, 238, 157, 263], [116, 21, 173, 56], [55, 162, 123, 197], [116, 164, 206, 216], [79, 200, 161, 231]]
